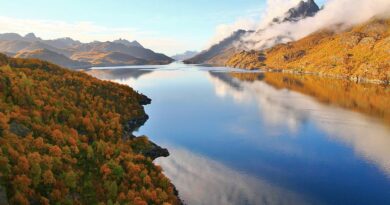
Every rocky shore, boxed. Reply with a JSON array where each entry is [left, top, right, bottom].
[[254, 67, 390, 85], [123, 95, 183, 204]]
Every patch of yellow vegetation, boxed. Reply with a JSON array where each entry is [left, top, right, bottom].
[[226, 18, 390, 83]]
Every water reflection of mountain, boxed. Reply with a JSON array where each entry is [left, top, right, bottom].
[[86, 68, 154, 81], [208, 71, 390, 177], [228, 72, 390, 126], [262, 73, 390, 125], [209, 71, 265, 90]]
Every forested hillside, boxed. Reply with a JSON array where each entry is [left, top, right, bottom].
[[0, 53, 180, 205]]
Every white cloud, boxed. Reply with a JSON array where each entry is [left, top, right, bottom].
[[206, 17, 258, 48], [205, 0, 302, 49], [0, 16, 186, 55], [242, 0, 390, 50], [205, 5, 268, 49]]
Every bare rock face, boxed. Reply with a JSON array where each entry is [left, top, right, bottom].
[[285, 0, 320, 21], [184, 29, 250, 64], [283, 50, 306, 62]]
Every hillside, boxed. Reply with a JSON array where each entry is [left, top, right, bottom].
[[14, 49, 90, 68], [0, 54, 180, 204], [0, 40, 71, 57], [70, 41, 173, 65], [185, 0, 320, 65], [72, 51, 148, 67], [226, 18, 390, 84], [0, 33, 173, 68]]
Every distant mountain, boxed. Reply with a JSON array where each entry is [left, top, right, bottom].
[[171, 51, 198, 61], [14, 49, 90, 68], [23, 33, 41, 42], [0, 33, 41, 42], [185, 0, 320, 66], [226, 18, 390, 84], [71, 51, 148, 67], [0, 40, 71, 56], [0, 33, 173, 68], [44, 37, 82, 48], [113, 39, 144, 48], [70, 41, 172, 64], [0, 33, 24, 41]]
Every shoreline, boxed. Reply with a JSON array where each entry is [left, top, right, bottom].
[[220, 64, 390, 85], [125, 95, 184, 204], [261, 68, 390, 85], [185, 62, 390, 85]]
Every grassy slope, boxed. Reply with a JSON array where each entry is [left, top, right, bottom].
[[226, 18, 390, 83]]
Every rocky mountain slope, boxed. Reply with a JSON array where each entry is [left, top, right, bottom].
[[0, 33, 173, 68], [185, 0, 320, 65], [72, 51, 148, 67], [184, 30, 249, 65], [14, 48, 90, 68], [226, 18, 390, 84], [272, 0, 319, 23]]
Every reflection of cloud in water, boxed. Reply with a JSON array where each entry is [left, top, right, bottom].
[[156, 147, 313, 205], [208, 72, 390, 176], [86, 68, 153, 81], [209, 73, 303, 133], [87, 69, 186, 89]]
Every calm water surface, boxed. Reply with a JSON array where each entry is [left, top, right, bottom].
[[87, 63, 390, 205]]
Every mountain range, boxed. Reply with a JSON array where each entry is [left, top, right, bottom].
[[171, 51, 198, 61], [0, 33, 173, 68], [184, 0, 320, 65]]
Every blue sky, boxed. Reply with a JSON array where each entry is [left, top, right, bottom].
[[0, 0, 326, 55]]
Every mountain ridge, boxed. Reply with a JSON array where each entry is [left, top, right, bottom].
[[14, 48, 90, 68], [171, 51, 198, 61], [184, 0, 320, 65], [184, 30, 251, 65], [0, 33, 173, 68]]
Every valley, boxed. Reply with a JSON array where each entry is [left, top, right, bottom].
[[1, 0, 390, 204]]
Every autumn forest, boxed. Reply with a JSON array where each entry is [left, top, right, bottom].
[[0, 54, 180, 205]]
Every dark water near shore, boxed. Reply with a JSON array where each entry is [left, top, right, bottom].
[[87, 63, 390, 205]]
